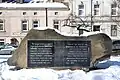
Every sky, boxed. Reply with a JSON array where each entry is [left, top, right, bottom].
[[0, 55, 120, 80]]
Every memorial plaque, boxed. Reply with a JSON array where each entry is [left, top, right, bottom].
[[64, 41, 91, 67], [27, 40, 91, 68], [27, 40, 54, 67]]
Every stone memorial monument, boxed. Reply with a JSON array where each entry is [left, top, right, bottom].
[[7, 27, 112, 69]]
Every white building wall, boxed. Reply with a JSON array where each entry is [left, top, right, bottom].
[[1, 0, 120, 45], [70, 0, 120, 40], [0, 7, 70, 44]]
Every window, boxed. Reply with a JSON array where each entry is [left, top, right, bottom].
[[54, 12, 58, 15], [53, 20, 59, 29], [93, 25, 100, 31], [111, 3, 117, 16], [111, 25, 117, 36], [0, 12, 2, 15], [94, 4, 99, 15], [21, 20, 28, 31], [32, 20, 39, 28], [0, 39, 4, 46], [78, 4, 84, 16], [23, 12, 26, 15], [34, 12, 37, 15], [0, 20, 4, 31]]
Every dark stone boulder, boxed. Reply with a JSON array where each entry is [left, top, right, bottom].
[[7, 28, 112, 68]]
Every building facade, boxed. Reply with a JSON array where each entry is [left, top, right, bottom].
[[0, 3, 69, 45], [68, 0, 120, 40], [0, 0, 120, 45]]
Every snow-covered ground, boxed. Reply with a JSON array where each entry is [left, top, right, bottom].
[[0, 55, 120, 80], [0, 55, 12, 63]]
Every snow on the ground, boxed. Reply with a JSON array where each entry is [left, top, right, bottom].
[[96, 55, 120, 68], [87, 66, 120, 80], [0, 56, 120, 80], [34, 27, 79, 36], [34, 26, 104, 37], [0, 55, 12, 63]]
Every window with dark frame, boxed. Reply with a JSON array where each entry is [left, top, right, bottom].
[[34, 12, 37, 15], [78, 4, 84, 15], [111, 25, 117, 36], [23, 12, 26, 15], [53, 20, 59, 29], [94, 4, 99, 15], [0, 39, 4, 46], [0, 12, 2, 15], [93, 25, 100, 31], [21, 20, 28, 31], [111, 3, 117, 16], [33, 20, 39, 28], [54, 12, 58, 15], [0, 20, 4, 31]]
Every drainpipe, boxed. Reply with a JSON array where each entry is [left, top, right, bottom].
[[91, 0, 93, 31], [45, 8, 48, 27]]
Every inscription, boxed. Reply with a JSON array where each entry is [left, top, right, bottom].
[[28, 41, 54, 67], [27, 40, 91, 68], [64, 41, 90, 66]]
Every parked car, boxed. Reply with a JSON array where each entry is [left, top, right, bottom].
[[0, 45, 17, 55]]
